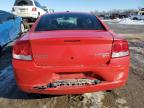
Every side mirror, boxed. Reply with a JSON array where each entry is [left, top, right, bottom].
[[42, 6, 48, 12]]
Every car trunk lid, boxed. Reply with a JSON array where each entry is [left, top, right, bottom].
[[30, 30, 113, 66]]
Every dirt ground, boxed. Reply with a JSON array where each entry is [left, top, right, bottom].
[[0, 23, 144, 108]]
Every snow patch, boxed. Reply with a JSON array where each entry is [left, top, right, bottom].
[[118, 18, 144, 25]]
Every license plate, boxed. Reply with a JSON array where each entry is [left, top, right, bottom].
[[20, 9, 27, 13]]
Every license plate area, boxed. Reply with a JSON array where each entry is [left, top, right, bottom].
[[20, 9, 27, 13], [48, 79, 101, 88], [33, 79, 102, 90], [33, 72, 104, 90]]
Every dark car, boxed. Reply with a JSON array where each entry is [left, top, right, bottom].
[[0, 10, 24, 54]]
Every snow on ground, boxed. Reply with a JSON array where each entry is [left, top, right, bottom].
[[102, 18, 121, 23], [103, 18, 144, 25], [118, 18, 144, 25]]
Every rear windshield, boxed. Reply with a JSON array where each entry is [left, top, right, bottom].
[[35, 13, 106, 31], [14, 0, 33, 6]]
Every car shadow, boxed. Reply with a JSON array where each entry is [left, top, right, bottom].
[[0, 46, 55, 99]]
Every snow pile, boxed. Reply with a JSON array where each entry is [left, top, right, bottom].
[[118, 18, 144, 25], [113, 18, 122, 22], [102, 18, 121, 23]]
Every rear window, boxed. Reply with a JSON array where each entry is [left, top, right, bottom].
[[35, 13, 106, 31], [14, 0, 33, 6]]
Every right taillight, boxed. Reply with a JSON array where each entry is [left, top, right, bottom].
[[13, 40, 32, 61], [112, 40, 129, 58]]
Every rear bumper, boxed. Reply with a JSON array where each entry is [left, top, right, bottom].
[[12, 12, 38, 19], [18, 80, 126, 95], [13, 56, 130, 95]]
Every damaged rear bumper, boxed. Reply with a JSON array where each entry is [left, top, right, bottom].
[[18, 80, 126, 95], [13, 57, 129, 95]]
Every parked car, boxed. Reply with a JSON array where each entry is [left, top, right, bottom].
[[0, 10, 24, 54], [130, 10, 144, 20], [13, 12, 130, 95], [12, 0, 46, 21]]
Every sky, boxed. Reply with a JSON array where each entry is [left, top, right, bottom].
[[0, 0, 144, 12]]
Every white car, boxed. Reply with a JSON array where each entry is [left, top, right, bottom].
[[130, 10, 144, 20], [12, 0, 46, 21]]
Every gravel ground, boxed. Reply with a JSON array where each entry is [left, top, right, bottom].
[[0, 23, 144, 108]]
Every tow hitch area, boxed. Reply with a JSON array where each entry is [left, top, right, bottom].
[[33, 79, 102, 90]]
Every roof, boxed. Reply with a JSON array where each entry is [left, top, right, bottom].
[[44, 11, 94, 17]]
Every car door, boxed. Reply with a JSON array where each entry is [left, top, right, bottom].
[[6, 14, 20, 41], [0, 11, 13, 47], [8, 14, 22, 41], [0, 11, 20, 47], [13, 15, 22, 35]]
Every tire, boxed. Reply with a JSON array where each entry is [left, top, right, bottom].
[[106, 90, 112, 92], [133, 17, 138, 20]]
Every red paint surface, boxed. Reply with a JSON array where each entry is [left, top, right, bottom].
[[12, 12, 130, 95]]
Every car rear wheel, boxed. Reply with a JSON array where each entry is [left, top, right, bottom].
[[133, 17, 138, 20]]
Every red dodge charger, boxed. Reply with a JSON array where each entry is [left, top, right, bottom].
[[12, 12, 130, 95]]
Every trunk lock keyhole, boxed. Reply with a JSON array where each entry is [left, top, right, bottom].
[[71, 57, 74, 60]]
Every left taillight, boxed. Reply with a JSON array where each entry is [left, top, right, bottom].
[[13, 40, 32, 61], [32, 7, 37, 12]]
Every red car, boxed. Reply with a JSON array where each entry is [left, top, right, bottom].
[[12, 12, 130, 95]]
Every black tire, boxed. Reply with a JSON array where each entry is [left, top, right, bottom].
[[133, 17, 138, 20], [106, 90, 112, 92]]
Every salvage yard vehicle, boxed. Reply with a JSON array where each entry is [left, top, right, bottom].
[[12, 0, 46, 22], [0, 10, 24, 54], [12, 12, 130, 95], [130, 9, 144, 20]]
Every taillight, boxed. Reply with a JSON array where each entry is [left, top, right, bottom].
[[13, 40, 32, 61], [12, 8, 15, 12], [32, 7, 37, 12], [112, 40, 129, 58]]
